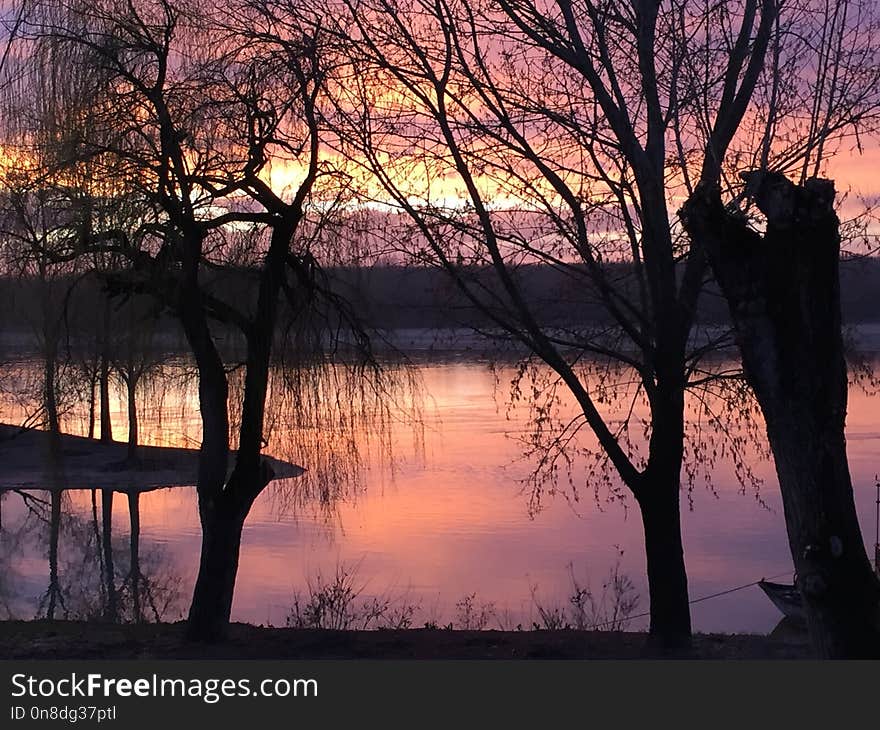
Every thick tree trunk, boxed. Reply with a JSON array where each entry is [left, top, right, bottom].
[[637, 485, 691, 647], [186, 493, 248, 642], [680, 174, 880, 657], [183, 224, 291, 642], [766, 408, 879, 656], [177, 259, 237, 642], [638, 377, 692, 648]]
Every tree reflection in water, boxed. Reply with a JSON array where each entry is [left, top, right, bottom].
[[0, 486, 183, 623]]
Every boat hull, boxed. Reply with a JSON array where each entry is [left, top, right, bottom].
[[758, 580, 806, 624]]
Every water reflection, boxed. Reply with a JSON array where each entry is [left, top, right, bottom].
[[0, 487, 183, 623], [0, 355, 878, 633]]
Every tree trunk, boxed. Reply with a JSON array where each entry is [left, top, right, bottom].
[[87, 372, 97, 440], [620, 330, 694, 649], [637, 486, 691, 647], [178, 277, 236, 641], [99, 300, 113, 443], [125, 374, 139, 463], [638, 381, 692, 648], [44, 345, 59, 437], [46, 490, 62, 620], [766, 407, 880, 656], [43, 339, 62, 461], [680, 174, 880, 657], [186, 494, 248, 642], [91, 489, 104, 607], [185, 429, 275, 641], [183, 224, 290, 642]]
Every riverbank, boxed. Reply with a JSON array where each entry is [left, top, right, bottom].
[[0, 621, 811, 659]]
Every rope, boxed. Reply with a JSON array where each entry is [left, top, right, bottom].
[[688, 570, 793, 606], [590, 569, 794, 631]]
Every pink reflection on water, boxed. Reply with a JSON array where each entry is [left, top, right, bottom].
[[2, 359, 878, 633]]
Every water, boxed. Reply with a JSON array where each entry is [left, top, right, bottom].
[[1, 354, 878, 634]]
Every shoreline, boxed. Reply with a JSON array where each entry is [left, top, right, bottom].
[[0, 424, 303, 492], [0, 620, 811, 660]]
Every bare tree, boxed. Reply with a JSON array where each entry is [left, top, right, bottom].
[[107, 295, 165, 464], [0, 7, 133, 445], [294, 0, 789, 647], [302, 0, 880, 650], [6, 0, 877, 655]]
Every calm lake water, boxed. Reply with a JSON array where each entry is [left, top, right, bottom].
[[1, 352, 879, 634]]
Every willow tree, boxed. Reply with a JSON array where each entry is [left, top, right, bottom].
[[8, 0, 361, 640], [0, 37, 102, 451], [0, 8, 136, 446], [0, 177, 70, 451]]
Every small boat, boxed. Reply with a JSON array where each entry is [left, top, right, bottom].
[[759, 484, 880, 624], [758, 579, 806, 624]]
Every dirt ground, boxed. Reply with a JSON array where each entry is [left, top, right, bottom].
[[0, 620, 812, 659]]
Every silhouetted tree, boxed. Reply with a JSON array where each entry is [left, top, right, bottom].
[[676, 0, 880, 657], [313, 0, 880, 651], [681, 173, 880, 657], [0, 180, 74, 452], [309, 0, 786, 647], [108, 297, 165, 463], [7, 0, 376, 641]]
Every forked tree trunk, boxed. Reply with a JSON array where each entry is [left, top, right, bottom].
[[184, 223, 291, 642], [566, 333, 693, 646], [186, 440, 274, 641], [680, 173, 880, 657], [178, 269, 237, 642]]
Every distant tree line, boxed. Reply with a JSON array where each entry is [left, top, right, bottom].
[[4, 257, 880, 339]]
